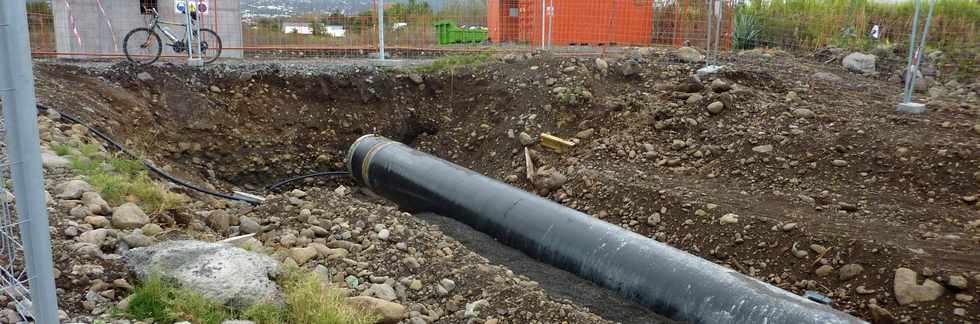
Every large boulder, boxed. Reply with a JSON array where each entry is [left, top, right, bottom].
[[123, 240, 282, 308], [842, 52, 877, 74]]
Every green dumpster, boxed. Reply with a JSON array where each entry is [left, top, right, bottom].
[[434, 20, 488, 45]]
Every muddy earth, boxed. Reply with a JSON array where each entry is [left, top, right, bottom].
[[29, 47, 980, 323]]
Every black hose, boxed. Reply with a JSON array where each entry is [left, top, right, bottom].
[[265, 171, 350, 192], [36, 104, 263, 204]]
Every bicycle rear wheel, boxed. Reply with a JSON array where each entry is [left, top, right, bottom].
[[123, 28, 162, 65], [196, 28, 223, 64]]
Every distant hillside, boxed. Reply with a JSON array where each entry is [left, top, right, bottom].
[[242, 0, 454, 17]]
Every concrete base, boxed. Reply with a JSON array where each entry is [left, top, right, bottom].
[[187, 58, 204, 67], [896, 102, 927, 114], [696, 65, 724, 78]]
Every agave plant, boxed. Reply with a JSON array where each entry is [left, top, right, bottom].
[[733, 12, 762, 49]]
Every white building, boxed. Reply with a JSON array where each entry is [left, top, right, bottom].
[[325, 25, 345, 37], [283, 22, 312, 35], [283, 23, 345, 37], [52, 0, 243, 58]]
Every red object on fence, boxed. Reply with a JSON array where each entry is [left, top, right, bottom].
[[489, 0, 654, 46]]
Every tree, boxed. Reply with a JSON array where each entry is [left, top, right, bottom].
[[310, 18, 325, 35], [26, 0, 52, 15], [256, 17, 282, 32], [327, 10, 345, 25]]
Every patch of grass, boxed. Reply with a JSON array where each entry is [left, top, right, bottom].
[[125, 274, 234, 324], [169, 290, 235, 324], [50, 143, 72, 156], [241, 303, 285, 324], [121, 268, 379, 324], [78, 143, 103, 159], [415, 53, 490, 73], [126, 274, 177, 322], [279, 268, 382, 324], [58, 141, 185, 213]]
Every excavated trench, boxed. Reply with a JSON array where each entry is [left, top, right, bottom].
[[37, 55, 980, 322], [35, 62, 679, 323]]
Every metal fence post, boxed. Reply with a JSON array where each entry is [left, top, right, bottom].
[[541, 0, 546, 49], [897, 0, 935, 113], [377, 0, 386, 60], [902, 0, 921, 104], [0, 1, 60, 323], [548, 0, 554, 49], [705, 0, 713, 62]]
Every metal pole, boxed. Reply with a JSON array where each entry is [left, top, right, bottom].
[[541, 0, 546, 49], [902, 0, 921, 103], [906, 0, 935, 100], [705, 0, 713, 64], [548, 0, 554, 49], [713, 0, 723, 63], [185, 4, 194, 60], [377, 0, 385, 60], [0, 1, 60, 323]]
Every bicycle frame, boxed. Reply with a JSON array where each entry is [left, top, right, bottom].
[[143, 8, 194, 44]]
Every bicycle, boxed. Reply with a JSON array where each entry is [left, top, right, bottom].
[[123, 7, 222, 65]]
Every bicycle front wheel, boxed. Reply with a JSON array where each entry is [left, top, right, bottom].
[[123, 28, 162, 65], [197, 28, 223, 64]]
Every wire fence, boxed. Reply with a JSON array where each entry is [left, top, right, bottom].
[[0, 123, 36, 323], [24, 0, 975, 62]]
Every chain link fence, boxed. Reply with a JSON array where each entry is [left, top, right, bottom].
[[25, 0, 978, 62], [0, 119, 36, 324]]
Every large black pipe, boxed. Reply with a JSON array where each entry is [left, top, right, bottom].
[[346, 135, 865, 324]]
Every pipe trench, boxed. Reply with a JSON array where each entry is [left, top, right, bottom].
[[346, 135, 865, 324]]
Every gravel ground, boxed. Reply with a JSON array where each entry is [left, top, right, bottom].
[[34, 57, 437, 78]]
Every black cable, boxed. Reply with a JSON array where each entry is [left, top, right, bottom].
[[37, 104, 352, 204], [265, 171, 351, 192], [36, 104, 263, 204]]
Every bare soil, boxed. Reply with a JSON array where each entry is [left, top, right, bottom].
[[33, 48, 980, 323]]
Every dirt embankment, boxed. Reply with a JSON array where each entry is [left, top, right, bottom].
[[34, 49, 980, 323]]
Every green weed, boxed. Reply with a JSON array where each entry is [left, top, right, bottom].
[[733, 12, 762, 49], [279, 268, 382, 324], [58, 141, 185, 213], [126, 275, 177, 322], [121, 268, 378, 324], [50, 144, 72, 156]]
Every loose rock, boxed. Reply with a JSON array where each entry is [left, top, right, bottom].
[[675, 47, 704, 63], [348, 296, 406, 324], [56, 180, 93, 199], [893, 267, 945, 305], [842, 52, 877, 74], [838, 264, 864, 281], [706, 101, 725, 114], [112, 203, 150, 229], [752, 145, 773, 154], [719, 213, 739, 225]]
